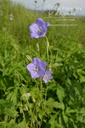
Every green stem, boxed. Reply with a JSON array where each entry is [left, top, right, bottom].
[[45, 84, 48, 101], [33, 79, 43, 128], [45, 36, 49, 60], [40, 83, 48, 127]]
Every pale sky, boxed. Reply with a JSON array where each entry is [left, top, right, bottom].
[[11, 0, 85, 16]]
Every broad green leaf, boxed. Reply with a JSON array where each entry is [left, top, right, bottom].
[[63, 115, 68, 124], [46, 98, 64, 110], [57, 86, 65, 102]]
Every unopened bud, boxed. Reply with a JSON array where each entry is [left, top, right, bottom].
[[36, 43, 40, 52], [26, 55, 32, 62]]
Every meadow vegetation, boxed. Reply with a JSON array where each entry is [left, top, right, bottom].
[[0, 0, 85, 128]]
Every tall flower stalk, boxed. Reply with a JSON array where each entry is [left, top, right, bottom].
[[26, 18, 53, 127]]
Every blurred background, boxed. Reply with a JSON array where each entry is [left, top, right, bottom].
[[11, 0, 85, 16]]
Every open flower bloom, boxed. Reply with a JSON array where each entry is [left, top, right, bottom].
[[26, 57, 46, 78], [29, 18, 50, 38], [43, 70, 53, 83]]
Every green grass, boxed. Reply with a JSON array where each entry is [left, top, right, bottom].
[[0, 0, 85, 128]]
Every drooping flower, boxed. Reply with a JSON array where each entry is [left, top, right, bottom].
[[29, 18, 50, 38], [43, 70, 53, 83], [26, 57, 46, 78]]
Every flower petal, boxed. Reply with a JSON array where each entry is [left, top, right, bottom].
[[43, 70, 53, 83], [36, 18, 47, 34], [39, 61, 47, 70], [26, 63, 39, 78], [36, 18, 45, 25], [32, 57, 41, 65], [30, 33, 39, 38], [29, 23, 39, 33], [45, 22, 50, 27]]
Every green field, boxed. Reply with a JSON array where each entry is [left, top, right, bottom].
[[0, 0, 85, 128]]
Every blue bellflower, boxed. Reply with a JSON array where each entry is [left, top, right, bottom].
[[26, 57, 46, 78], [43, 70, 53, 83], [29, 18, 50, 38]]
